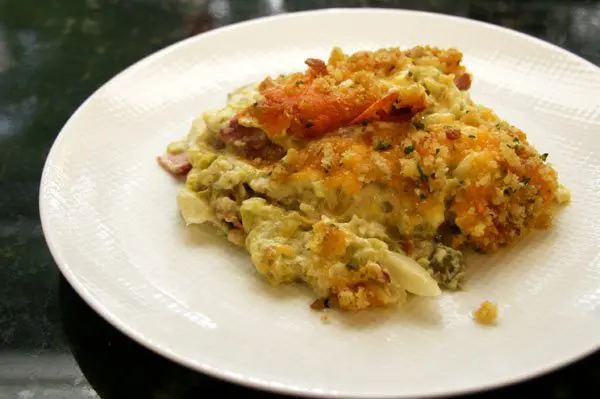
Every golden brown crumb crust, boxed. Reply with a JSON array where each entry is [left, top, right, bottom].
[[235, 46, 561, 253]]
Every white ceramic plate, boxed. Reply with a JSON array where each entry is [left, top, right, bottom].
[[40, 8, 600, 398]]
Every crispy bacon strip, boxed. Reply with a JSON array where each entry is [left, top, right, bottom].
[[247, 51, 434, 141], [250, 86, 424, 140], [250, 84, 368, 140]]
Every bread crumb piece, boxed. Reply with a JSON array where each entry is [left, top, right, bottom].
[[320, 315, 329, 323], [473, 301, 498, 325]]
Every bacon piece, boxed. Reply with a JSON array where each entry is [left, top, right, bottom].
[[221, 213, 243, 229], [445, 128, 461, 140], [454, 73, 472, 91], [218, 118, 285, 161], [157, 152, 191, 176], [305, 58, 328, 76], [213, 197, 244, 229], [220, 118, 269, 152]]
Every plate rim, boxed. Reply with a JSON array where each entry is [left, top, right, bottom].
[[39, 7, 600, 398]]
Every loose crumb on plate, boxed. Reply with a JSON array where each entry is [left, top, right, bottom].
[[473, 301, 498, 325], [310, 298, 330, 311]]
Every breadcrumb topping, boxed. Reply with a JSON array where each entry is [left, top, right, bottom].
[[248, 46, 562, 252]]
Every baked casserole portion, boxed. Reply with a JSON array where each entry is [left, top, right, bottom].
[[158, 46, 569, 311]]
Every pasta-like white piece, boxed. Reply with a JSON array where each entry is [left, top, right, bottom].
[[381, 251, 441, 297], [176, 188, 214, 225]]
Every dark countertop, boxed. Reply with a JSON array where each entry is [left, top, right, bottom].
[[1, 0, 599, 398]]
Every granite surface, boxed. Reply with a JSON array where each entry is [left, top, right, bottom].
[[0, 0, 599, 397]]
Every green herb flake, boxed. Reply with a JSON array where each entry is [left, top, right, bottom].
[[346, 264, 360, 271], [407, 71, 413, 77], [435, 148, 440, 155], [425, 89, 431, 95], [417, 164, 429, 183], [419, 193, 427, 200], [295, 80, 304, 86], [375, 139, 391, 151], [522, 177, 531, 186], [404, 145, 415, 155], [540, 153, 549, 161], [513, 137, 520, 143], [468, 134, 476, 139]]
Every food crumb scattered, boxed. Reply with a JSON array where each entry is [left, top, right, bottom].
[[473, 301, 498, 325], [320, 315, 329, 323], [310, 298, 329, 311]]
